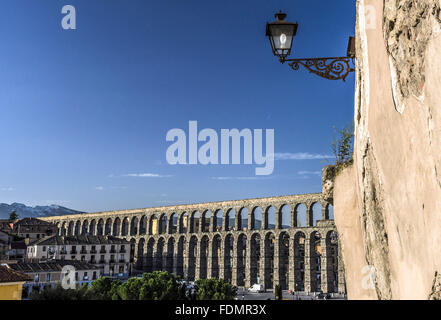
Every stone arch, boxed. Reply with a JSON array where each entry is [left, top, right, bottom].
[[236, 233, 247, 286], [279, 204, 291, 229], [311, 203, 322, 227], [104, 218, 112, 235], [310, 231, 322, 292], [176, 236, 186, 278], [188, 235, 198, 281], [251, 207, 263, 230], [294, 204, 307, 227], [166, 237, 175, 273], [139, 215, 147, 235], [137, 238, 145, 269], [61, 222, 67, 236], [112, 217, 121, 236], [250, 233, 261, 286], [155, 237, 165, 270], [158, 214, 167, 235], [326, 230, 339, 293], [278, 232, 290, 290], [89, 219, 96, 235], [211, 234, 222, 279], [199, 235, 209, 279], [146, 238, 155, 272], [294, 231, 306, 291], [81, 220, 88, 235], [73, 220, 80, 236], [201, 210, 212, 233], [238, 208, 248, 231], [265, 206, 276, 230], [213, 210, 223, 232], [180, 212, 189, 234], [130, 216, 139, 236], [129, 238, 136, 264], [149, 214, 158, 235], [223, 234, 234, 283], [264, 232, 275, 289], [190, 211, 201, 233], [97, 219, 104, 236], [169, 213, 178, 234], [121, 217, 129, 236], [226, 209, 235, 231]]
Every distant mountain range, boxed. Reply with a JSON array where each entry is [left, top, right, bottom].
[[0, 203, 84, 220]]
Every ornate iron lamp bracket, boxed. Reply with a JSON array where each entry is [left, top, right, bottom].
[[283, 56, 355, 81]]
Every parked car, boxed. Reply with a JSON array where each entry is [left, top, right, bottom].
[[248, 284, 264, 293]]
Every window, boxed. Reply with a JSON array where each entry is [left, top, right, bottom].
[[34, 274, 40, 282], [42, 246, 46, 252], [81, 256, 85, 261], [83, 272, 88, 280], [46, 274, 51, 282], [92, 271, 97, 280], [75, 272, 78, 281], [119, 266, 124, 274], [71, 256, 76, 260]]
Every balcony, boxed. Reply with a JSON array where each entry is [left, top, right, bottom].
[[110, 259, 116, 263], [119, 259, 125, 263], [91, 249, 97, 254], [119, 248, 126, 253], [100, 249, 107, 254], [70, 250, 77, 254], [98, 259, 105, 264], [60, 250, 67, 255], [80, 249, 87, 254], [110, 248, 116, 254], [90, 259, 97, 264]]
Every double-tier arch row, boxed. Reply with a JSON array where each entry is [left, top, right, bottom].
[[41, 193, 345, 293]]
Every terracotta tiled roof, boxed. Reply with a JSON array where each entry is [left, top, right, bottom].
[[0, 265, 31, 283], [8, 260, 100, 273], [32, 235, 130, 246]]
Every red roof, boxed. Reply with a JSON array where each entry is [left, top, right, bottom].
[[0, 266, 31, 283]]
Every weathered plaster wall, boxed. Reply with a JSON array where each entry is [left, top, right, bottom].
[[334, 0, 441, 300]]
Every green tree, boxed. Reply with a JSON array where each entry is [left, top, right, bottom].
[[85, 276, 121, 300], [138, 271, 181, 300], [331, 122, 354, 165], [195, 278, 237, 300], [117, 277, 143, 300], [30, 283, 87, 300], [9, 210, 18, 221]]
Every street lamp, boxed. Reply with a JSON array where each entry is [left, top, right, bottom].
[[266, 11, 355, 81]]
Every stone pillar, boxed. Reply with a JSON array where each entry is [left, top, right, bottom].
[[321, 203, 328, 221], [218, 241, 225, 279], [195, 241, 200, 280], [337, 240, 346, 294], [248, 209, 253, 231], [231, 240, 238, 286], [291, 205, 296, 228], [172, 241, 178, 276], [304, 236, 311, 293], [262, 210, 268, 230], [235, 212, 240, 231], [136, 218, 141, 236], [162, 243, 168, 272], [259, 237, 266, 289], [245, 238, 252, 288], [207, 239, 213, 278], [306, 204, 312, 227], [183, 238, 189, 280], [275, 207, 281, 230], [288, 236, 295, 291], [320, 237, 329, 293], [273, 236, 280, 289]]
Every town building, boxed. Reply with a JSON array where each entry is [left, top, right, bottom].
[[27, 235, 131, 278], [0, 265, 30, 300], [7, 260, 101, 298], [13, 217, 57, 242]]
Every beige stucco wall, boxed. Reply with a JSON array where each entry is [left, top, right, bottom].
[[334, 0, 441, 300]]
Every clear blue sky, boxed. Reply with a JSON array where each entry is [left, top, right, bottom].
[[0, 0, 355, 212]]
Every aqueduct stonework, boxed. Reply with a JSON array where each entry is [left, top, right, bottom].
[[41, 193, 345, 293]]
